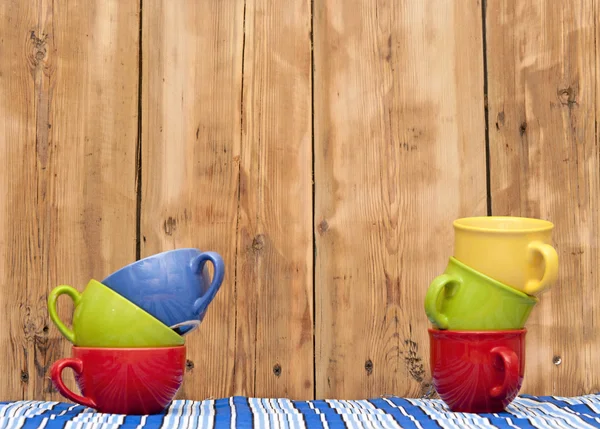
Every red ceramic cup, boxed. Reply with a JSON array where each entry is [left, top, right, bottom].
[[50, 346, 186, 415], [429, 328, 526, 413]]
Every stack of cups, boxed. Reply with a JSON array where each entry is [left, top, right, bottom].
[[47, 248, 225, 415], [424, 216, 559, 413]]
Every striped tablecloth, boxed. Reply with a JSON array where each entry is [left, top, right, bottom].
[[1, 394, 600, 428]]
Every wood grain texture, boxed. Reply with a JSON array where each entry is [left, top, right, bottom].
[[0, 0, 138, 401], [140, 0, 244, 399], [237, 0, 313, 399], [142, 0, 313, 400], [486, 0, 599, 395], [314, 0, 487, 399], [1, 0, 597, 403]]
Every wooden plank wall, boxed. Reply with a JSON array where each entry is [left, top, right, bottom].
[[313, 0, 487, 399], [141, 0, 313, 399], [486, 0, 600, 395], [0, 0, 598, 401], [0, 0, 139, 401], [140, 0, 244, 400]]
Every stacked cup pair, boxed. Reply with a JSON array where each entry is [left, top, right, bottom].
[[47, 248, 225, 415], [424, 216, 559, 413]]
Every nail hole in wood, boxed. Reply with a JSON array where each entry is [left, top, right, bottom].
[[318, 219, 329, 234], [553, 355, 562, 366], [185, 359, 194, 371], [519, 122, 527, 136]]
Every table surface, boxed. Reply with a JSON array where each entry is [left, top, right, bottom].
[[1, 394, 600, 428]]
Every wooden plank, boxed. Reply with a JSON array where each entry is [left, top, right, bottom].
[[486, 0, 599, 395], [237, 0, 313, 399], [0, 0, 139, 400], [142, 0, 312, 399], [140, 1, 245, 398], [314, 0, 487, 399]]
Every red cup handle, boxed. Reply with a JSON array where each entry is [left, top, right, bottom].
[[489, 346, 520, 399], [50, 358, 97, 409]]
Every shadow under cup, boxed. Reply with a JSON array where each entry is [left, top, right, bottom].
[[429, 328, 526, 413], [50, 346, 187, 415]]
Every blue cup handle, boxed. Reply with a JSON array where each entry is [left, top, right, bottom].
[[191, 251, 225, 316]]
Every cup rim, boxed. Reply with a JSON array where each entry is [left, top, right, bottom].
[[448, 257, 539, 303], [70, 345, 187, 352], [102, 248, 202, 281], [453, 216, 554, 233], [428, 327, 527, 335], [85, 279, 185, 346]]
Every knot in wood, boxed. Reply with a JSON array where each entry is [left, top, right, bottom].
[[273, 363, 282, 377], [252, 235, 264, 251], [552, 355, 562, 366], [317, 220, 329, 235], [21, 304, 46, 342], [557, 86, 578, 107], [163, 217, 177, 236], [20, 371, 29, 383], [365, 359, 373, 375], [185, 359, 195, 371], [27, 31, 49, 68]]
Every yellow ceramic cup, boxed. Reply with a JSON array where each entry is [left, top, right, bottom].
[[453, 216, 559, 296]]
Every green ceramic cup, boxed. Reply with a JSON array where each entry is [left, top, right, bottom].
[[424, 257, 538, 330], [48, 279, 185, 347]]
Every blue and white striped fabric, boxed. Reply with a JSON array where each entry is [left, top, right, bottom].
[[1, 394, 600, 428]]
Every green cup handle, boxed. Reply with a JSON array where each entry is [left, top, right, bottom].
[[47, 285, 82, 344], [525, 241, 559, 295], [424, 273, 460, 330]]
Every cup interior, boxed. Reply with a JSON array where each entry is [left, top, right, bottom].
[[170, 320, 200, 336]]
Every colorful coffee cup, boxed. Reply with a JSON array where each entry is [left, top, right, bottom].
[[453, 216, 559, 295], [50, 346, 186, 415], [102, 248, 225, 335], [429, 328, 526, 413], [424, 257, 538, 330], [48, 279, 185, 347]]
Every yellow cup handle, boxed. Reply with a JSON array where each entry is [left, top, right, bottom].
[[525, 241, 559, 295], [424, 274, 460, 330]]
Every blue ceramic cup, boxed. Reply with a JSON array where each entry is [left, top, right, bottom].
[[101, 248, 225, 335]]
